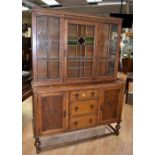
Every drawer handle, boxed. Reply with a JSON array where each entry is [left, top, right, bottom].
[[91, 92, 95, 96], [74, 121, 78, 126], [75, 107, 79, 112], [63, 110, 67, 117], [90, 105, 94, 109], [89, 119, 93, 123], [75, 94, 79, 99], [100, 106, 103, 112]]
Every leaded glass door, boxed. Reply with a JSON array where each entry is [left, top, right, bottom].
[[97, 23, 119, 78], [35, 16, 62, 83], [64, 20, 97, 81]]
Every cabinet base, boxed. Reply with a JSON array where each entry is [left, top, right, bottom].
[[34, 123, 121, 154]]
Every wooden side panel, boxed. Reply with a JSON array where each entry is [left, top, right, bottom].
[[100, 89, 120, 122]]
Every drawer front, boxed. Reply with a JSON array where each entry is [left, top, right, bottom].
[[70, 100, 98, 116], [69, 114, 97, 130], [70, 89, 99, 102]]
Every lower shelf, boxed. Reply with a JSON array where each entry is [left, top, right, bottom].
[[34, 123, 121, 154]]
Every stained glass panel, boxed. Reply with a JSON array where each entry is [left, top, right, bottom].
[[67, 23, 95, 78]]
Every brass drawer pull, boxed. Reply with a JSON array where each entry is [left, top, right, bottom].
[[89, 119, 93, 123], [100, 106, 103, 112], [75, 107, 79, 112], [75, 94, 79, 99], [63, 110, 67, 117], [91, 92, 95, 96], [74, 121, 78, 126], [90, 105, 94, 109]]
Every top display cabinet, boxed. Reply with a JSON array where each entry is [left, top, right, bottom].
[[32, 8, 122, 85]]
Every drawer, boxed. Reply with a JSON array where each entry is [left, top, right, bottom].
[[70, 89, 99, 102], [70, 100, 98, 116], [69, 114, 97, 130]]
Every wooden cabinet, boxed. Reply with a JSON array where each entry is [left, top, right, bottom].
[[32, 8, 124, 153]]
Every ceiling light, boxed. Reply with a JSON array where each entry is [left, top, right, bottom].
[[98, 2, 126, 6], [87, 0, 102, 2], [22, 6, 29, 11], [41, 0, 59, 5]]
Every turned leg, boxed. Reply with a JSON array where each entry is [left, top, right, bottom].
[[34, 137, 41, 154], [115, 122, 121, 136]]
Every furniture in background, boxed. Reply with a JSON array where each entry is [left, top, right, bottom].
[[22, 71, 32, 101], [122, 57, 133, 74], [120, 32, 133, 74], [32, 8, 124, 153], [22, 37, 32, 101], [125, 72, 133, 103]]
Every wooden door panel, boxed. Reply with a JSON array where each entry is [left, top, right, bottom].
[[38, 92, 67, 134], [100, 89, 120, 122], [41, 95, 63, 131]]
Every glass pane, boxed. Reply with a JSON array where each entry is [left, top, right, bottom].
[[77, 45, 85, 57], [37, 43, 47, 59], [67, 59, 76, 68], [84, 67, 92, 77], [68, 46, 76, 57], [98, 60, 115, 76], [38, 60, 47, 79], [48, 43, 59, 58], [48, 60, 59, 79], [85, 45, 93, 57], [36, 16, 60, 80], [36, 17, 47, 42], [85, 37, 94, 45], [48, 18, 60, 42], [105, 60, 115, 76], [78, 25, 86, 37], [109, 24, 118, 59], [85, 60, 93, 67], [67, 68, 75, 78], [68, 36, 78, 45], [86, 25, 94, 36], [68, 24, 77, 37]]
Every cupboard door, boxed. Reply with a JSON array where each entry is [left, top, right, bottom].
[[36, 16, 62, 82], [100, 88, 120, 122], [97, 23, 119, 77], [38, 92, 68, 135], [65, 20, 97, 80]]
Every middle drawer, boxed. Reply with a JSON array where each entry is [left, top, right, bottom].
[[69, 100, 98, 116]]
